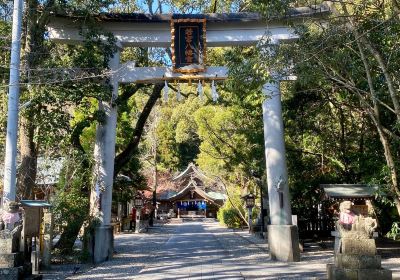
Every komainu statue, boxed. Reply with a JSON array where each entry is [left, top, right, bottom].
[[327, 200, 391, 280], [0, 201, 21, 231], [0, 202, 23, 278], [0, 202, 22, 254], [336, 200, 377, 240]]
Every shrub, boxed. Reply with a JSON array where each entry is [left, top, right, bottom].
[[217, 204, 244, 228]]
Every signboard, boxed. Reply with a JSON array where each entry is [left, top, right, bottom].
[[171, 18, 206, 73]]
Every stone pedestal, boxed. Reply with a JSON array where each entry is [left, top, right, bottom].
[[90, 226, 114, 264], [327, 237, 392, 279], [267, 225, 300, 262], [327, 202, 392, 279], [0, 253, 23, 268], [327, 254, 392, 280], [341, 238, 376, 255], [0, 228, 23, 280]]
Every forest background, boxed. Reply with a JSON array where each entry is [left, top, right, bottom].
[[0, 0, 400, 252]]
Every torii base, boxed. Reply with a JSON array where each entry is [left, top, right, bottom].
[[89, 226, 114, 264], [268, 225, 300, 262]]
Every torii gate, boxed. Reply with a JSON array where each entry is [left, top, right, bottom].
[[47, 6, 329, 263]]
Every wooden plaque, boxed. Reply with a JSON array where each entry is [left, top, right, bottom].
[[171, 18, 207, 73]]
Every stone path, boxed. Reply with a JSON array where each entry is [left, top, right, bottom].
[[135, 222, 243, 279], [42, 225, 173, 280], [42, 221, 400, 280]]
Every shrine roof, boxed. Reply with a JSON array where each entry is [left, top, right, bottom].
[[20, 200, 52, 208], [0, 157, 64, 186], [321, 184, 379, 200], [172, 163, 210, 182], [158, 190, 178, 200], [52, 4, 330, 23], [35, 157, 64, 185], [207, 191, 227, 200], [165, 179, 225, 203]]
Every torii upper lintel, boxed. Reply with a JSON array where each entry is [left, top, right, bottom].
[[47, 5, 330, 48]]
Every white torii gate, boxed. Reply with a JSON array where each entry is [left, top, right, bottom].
[[47, 6, 329, 263]]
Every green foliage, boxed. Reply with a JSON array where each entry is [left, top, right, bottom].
[[233, 0, 400, 221], [52, 155, 91, 244], [37, 20, 118, 246], [386, 222, 400, 240], [142, 94, 203, 171], [216, 179, 251, 228], [217, 205, 243, 228]]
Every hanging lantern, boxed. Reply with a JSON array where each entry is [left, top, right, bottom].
[[163, 80, 169, 102], [197, 80, 204, 101], [211, 80, 219, 102], [177, 83, 183, 101]]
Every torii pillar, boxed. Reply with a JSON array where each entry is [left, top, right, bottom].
[[262, 79, 300, 262], [89, 48, 120, 263]]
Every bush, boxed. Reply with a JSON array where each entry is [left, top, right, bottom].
[[217, 204, 244, 228]]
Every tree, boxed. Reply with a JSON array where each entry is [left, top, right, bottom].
[[250, 0, 400, 219]]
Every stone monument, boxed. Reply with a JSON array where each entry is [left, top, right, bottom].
[[327, 201, 392, 280], [0, 202, 24, 279]]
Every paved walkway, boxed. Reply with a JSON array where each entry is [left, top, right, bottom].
[[43, 221, 400, 280], [135, 222, 243, 279]]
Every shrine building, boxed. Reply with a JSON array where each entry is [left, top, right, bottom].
[[157, 163, 226, 218]]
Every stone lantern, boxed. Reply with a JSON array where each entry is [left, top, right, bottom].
[[134, 193, 144, 233], [242, 193, 256, 233]]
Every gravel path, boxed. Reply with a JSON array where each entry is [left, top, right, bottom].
[[42, 225, 174, 280], [42, 221, 400, 280], [218, 226, 400, 279], [208, 223, 329, 279], [134, 222, 244, 279]]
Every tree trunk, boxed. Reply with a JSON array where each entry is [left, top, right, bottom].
[[114, 83, 163, 175], [54, 212, 87, 251], [351, 13, 400, 217], [17, 113, 37, 199], [394, 196, 400, 219], [17, 0, 42, 200], [375, 123, 400, 217]]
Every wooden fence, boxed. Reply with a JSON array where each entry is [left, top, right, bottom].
[[297, 217, 336, 238]]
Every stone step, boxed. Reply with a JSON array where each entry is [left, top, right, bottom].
[[169, 218, 183, 224], [182, 217, 205, 222], [24, 275, 42, 280]]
